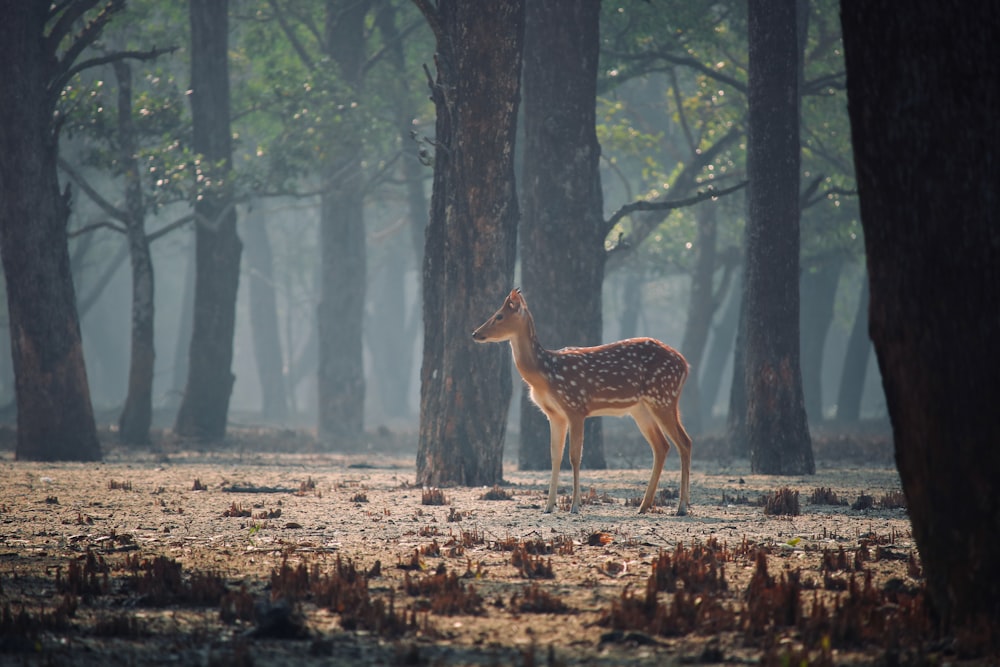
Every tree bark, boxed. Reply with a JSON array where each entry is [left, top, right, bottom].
[[834, 272, 869, 423], [841, 0, 1000, 635], [743, 0, 814, 474], [518, 0, 605, 472], [0, 4, 101, 462], [244, 198, 288, 422], [174, 0, 242, 439], [113, 61, 156, 445], [416, 0, 524, 487], [316, 0, 369, 442]]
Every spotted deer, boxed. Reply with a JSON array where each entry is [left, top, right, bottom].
[[472, 289, 692, 515]]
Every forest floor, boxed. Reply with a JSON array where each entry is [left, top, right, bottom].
[[0, 425, 985, 665]]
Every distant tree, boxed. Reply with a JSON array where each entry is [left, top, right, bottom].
[[243, 195, 288, 422], [833, 274, 869, 423], [174, 0, 243, 438], [742, 0, 814, 474], [841, 0, 1000, 638], [414, 0, 524, 486], [0, 2, 125, 461], [316, 0, 370, 442], [518, 0, 606, 472]]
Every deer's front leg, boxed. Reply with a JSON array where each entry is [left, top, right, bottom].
[[544, 415, 568, 513], [567, 417, 586, 514]]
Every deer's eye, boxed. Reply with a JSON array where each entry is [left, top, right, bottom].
[[495, 314, 504, 322]]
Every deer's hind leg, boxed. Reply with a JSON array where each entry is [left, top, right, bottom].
[[649, 401, 692, 516], [631, 404, 671, 514]]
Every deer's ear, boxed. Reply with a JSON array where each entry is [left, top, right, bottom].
[[507, 290, 522, 311]]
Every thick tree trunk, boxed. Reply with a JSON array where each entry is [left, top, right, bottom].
[[0, 4, 100, 462], [834, 273, 869, 423], [113, 61, 156, 445], [244, 199, 288, 422], [519, 0, 605, 472], [316, 0, 369, 442], [174, 0, 242, 439], [743, 0, 814, 474], [417, 0, 524, 487], [841, 0, 1000, 635], [799, 256, 843, 423]]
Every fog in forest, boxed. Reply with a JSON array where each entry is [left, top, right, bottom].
[[0, 1, 886, 442]]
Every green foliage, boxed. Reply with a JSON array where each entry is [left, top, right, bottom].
[[598, 0, 859, 271]]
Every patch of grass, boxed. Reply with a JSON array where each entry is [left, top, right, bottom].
[[479, 485, 514, 501], [851, 493, 875, 511], [878, 490, 907, 510], [108, 480, 133, 491], [403, 566, 483, 615], [808, 486, 847, 506], [421, 487, 447, 506], [510, 583, 569, 614], [511, 546, 554, 579], [192, 478, 208, 491], [223, 501, 252, 518], [761, 487, 800, 516]]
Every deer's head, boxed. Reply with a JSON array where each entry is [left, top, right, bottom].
[[472, 289, 530, 343]]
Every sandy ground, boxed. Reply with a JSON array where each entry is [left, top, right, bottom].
[[0, 431, 933, 666]]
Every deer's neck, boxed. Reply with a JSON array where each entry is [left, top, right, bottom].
[[509, 314, 552, 387]]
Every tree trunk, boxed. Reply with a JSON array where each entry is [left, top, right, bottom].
[[679, 203, 721, 435], [726, 286, 748, 456], [799, 256, 843, 423], [416, 0, 524, 487], [174, 0, 242, 439], [702, 269, 740, 425], [0, 4, 100, 462], [841, 0, 1000, 635], [244, 198, 288, 422], [834, 272, 869, 423], [743, 0, 814, 474], [316, 0, 369, 443], [113, 61, 156, 445], [518, 0, 605, 471], [368, 2, 428, 421]]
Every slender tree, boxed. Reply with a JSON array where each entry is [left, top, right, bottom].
[[112, 60, 157, 444], [316, 0, 370, 442], [415, 0, 524, 486], [742, 0, 814, 474], [0, 2, 125, 461], [841, 0, 1000, 637], [518, 0, 606, 472], [174, 0, 243, 438]]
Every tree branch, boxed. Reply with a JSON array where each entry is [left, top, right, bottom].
[[800, 173, 825, 210], [52, 0, 125, 90], [68, 220, 127, 238], [53, 46, 177, 100], [45, 0, 102, 59], [604, 48, 747, 94], [58, 157, 128, 223], [804, 186, 857, 209], [268, 0, 315, 70], [147, 213, 195, 244], [604, 180, 748, 234]]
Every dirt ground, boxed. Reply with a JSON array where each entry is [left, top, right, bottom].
[[0, 427, 960, 666]]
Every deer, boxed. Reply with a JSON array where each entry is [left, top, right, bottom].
[[472, 289, 692, 516]]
